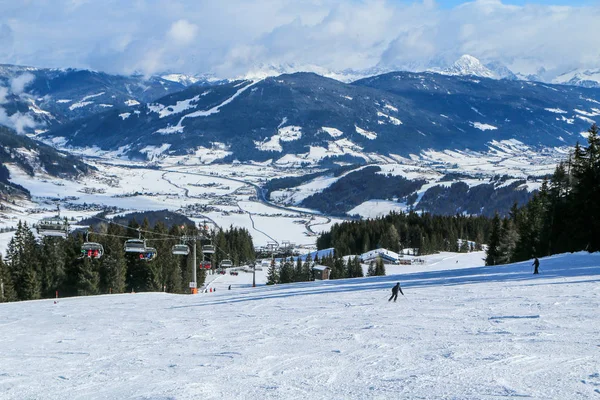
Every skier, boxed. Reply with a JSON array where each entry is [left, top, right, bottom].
[[228, 285, 231, 290], [389, 282, 404, 302], [532, 257, 540, 274]]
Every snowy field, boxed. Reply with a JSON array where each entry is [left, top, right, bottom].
[[0, 161, 340, 252], [1, 251, 599, 399]]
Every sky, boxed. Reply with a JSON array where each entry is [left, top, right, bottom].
[[1, 0, 599, 78]]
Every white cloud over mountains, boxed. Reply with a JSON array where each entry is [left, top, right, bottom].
[[1, 0, 599, 78]]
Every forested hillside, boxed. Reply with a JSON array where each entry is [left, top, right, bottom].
[[485, 124, 600, 265], [0, 125, 91, 198], [0, 219, 254, 302], [317, 212, 490, 256]]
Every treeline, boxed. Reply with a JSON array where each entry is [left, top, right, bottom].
[[486, 124, 600, 265], [265, 253, 383, 285], [317, 211, 490, 256], [0, 220, 254, 302], [415, 180, 533, 217]]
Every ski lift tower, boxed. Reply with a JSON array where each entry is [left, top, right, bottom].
[[266, 241, 278, 260], [181, 232, 207, 294]]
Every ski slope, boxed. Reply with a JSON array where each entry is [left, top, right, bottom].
[[1, 251, 599, 399]]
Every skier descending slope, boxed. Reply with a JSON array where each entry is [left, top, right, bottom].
[[533, 257, 540, 274], [389, 282, 404, 302]]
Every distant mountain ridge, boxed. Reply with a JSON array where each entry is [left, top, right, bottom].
[[0, 125, 91, 198], [37, 70, 600, 166]]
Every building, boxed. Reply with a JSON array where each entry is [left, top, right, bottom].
[[312, 264, 330, 280], [360, 248, 401, 264]]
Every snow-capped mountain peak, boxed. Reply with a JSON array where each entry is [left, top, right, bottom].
[[444, 55, 495, 79], [552, 68, 600, 88]]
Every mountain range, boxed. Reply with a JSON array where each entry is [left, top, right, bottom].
[[1, 61, 600, 218], [32, 69, 600, 165]]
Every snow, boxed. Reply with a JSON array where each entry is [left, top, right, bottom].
[[148, 95, 200, 118], [377, 111, 402, 125], [118, 112, 131, 120], [255, 126, 302, 152], [321, 126, 343, 138], [545, 108, 568, 114], [155, 124, 184, 135], [574, 109, 600, 117], [161, 73, 201, 85], [68, 101, 93, 110], [1, 251, 599, 399], [139, 144, 171, 159], [270, 174, 343, 205], [348, 199, 407, 218], [470, 122, 498, 131], [384, 104, 398, 112], [576, 115, 595, 124], [355, 125, 377, 140], [442, 54, 495, 79], [56, 99, 72, 103], [82, 92, 105, 101], [277, 126, 302, 142], [124, 99, 140, 106]]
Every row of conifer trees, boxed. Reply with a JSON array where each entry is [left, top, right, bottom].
[[0, 219, 254, 302], [265, 253, 386, 285], [485, 124, 600, 265]]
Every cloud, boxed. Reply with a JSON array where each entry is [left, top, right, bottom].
[[167, 19, 198, 46], [0, 107, 37, 134], [10, 73, 35, 94], [0, 0, 598, 78], [0, 87, 8, 104]]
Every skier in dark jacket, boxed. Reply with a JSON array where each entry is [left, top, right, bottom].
[[389, 282, 404, 302], [532, 257, 540, 274]]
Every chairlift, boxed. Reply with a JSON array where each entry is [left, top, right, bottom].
[[202, 245, 215, 254], [36, 203, 70, 239], [124, 238, 146, 253], [81, 242, 104, 259], [139, 247, 157, 261], [220, 259, 233, 268], [171, 244, 189, 256]]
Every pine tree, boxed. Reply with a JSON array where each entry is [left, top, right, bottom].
[[375, 256, 386, 276], [40, 236, 66, 298], [485, 214, 502, 266], [6, 221, 41, 300], [0, 255, 17, 302], [381, 225, 400, 252], [367, 261, 376, 277], [497, 218, 518, 264], [348, 256, 363, 278], [302, 254, 313, 282], [295, 257, 303, 282], [279, 259, 293, 284], [266, 259, 278, 285]]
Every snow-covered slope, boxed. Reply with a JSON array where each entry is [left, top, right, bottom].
[[1, 251, 599, 399]]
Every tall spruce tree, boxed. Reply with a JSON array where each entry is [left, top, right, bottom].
[[485, 214, 502, 266], [266, 259, 278, 285], [0, 254, 17, 302]]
